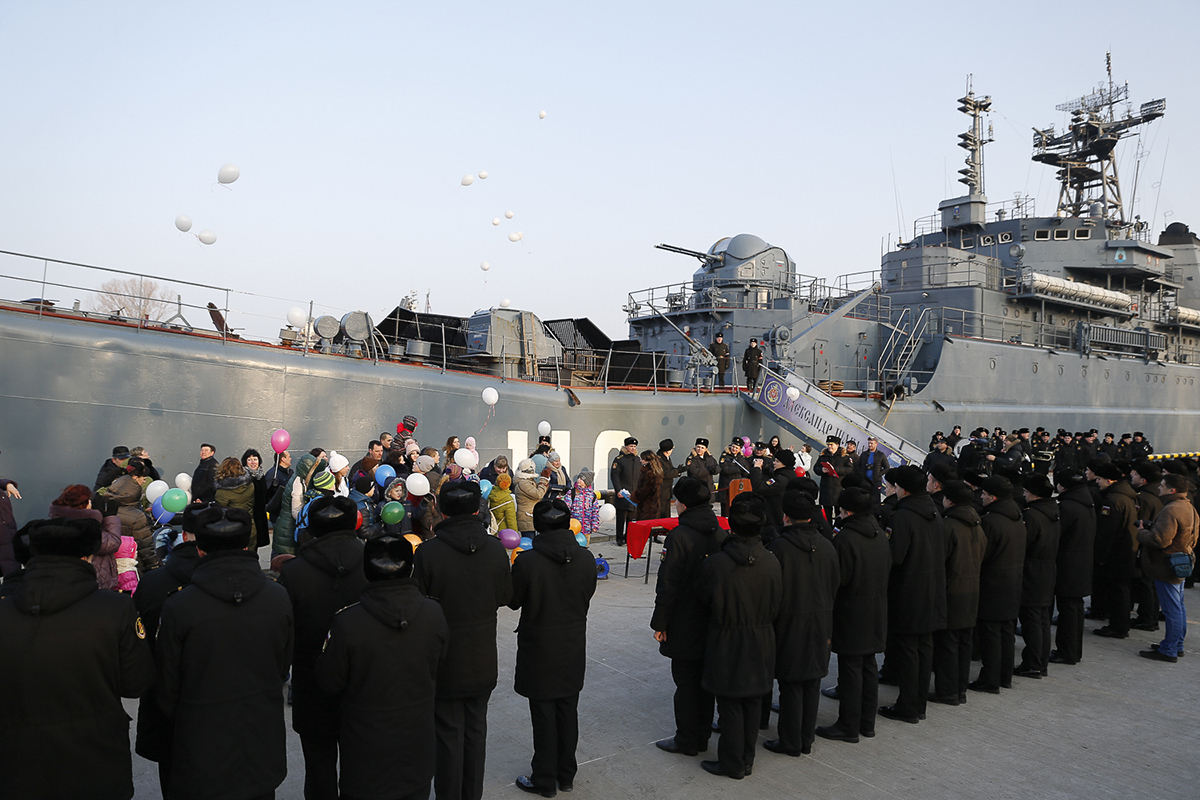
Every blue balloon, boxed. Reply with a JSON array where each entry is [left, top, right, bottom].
[[532, 454, 548, 473], [151, 496, 174, 525], [375, 464, 396, 487], [519, 537, 533, 550], [480, 479, 493, 499]]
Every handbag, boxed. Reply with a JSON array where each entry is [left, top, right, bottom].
[[1167, 551, 1194, 579]]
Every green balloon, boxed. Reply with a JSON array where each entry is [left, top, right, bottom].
[[161, 488, 188, 513], [381, 501, 405, 525]]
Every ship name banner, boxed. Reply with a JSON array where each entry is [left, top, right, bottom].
[[756, 376, 903, 466]]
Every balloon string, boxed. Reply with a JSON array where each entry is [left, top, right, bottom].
[[478, 404, 494, 435]]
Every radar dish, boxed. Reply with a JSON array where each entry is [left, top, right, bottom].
[[313, 315, 340, 340], [340, 311, 371, 342]]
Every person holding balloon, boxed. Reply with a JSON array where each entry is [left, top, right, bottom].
[[565, 469, 600, 542], [380, 477, 413, 537], [489, 473, 518, 532]]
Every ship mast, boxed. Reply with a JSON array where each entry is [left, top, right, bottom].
[[957, 76, 993, 195], [1031, 53, 1166, 223]]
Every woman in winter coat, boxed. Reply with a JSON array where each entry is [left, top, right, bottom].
[[490, 472, 518, 532], [514, 459, 549, 533], [242, 448, 271, 548], [272, 453, 326, 556], [47, 483, 123, 589], [108, 471, 158, 571], [215, 457, 258, 544], [565, 469, 601, 540], [634, 450, 664, 521]]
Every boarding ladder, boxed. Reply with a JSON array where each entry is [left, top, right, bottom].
[[880, 307, 930, 386]]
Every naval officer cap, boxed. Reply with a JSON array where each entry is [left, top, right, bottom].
[[623, 436, 638, 446], [826, 435, 841, 445], [695, 437, 709, 447]]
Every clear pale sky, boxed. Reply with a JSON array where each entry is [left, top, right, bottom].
[[2, 1, 1196, 340]]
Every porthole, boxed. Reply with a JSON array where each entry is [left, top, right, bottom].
[[1147, 374, 1152, 382], [1013, 310, 1020, 319], [1003, 307, 1010, 317], [1082, 366, 1087, 378], [1176, 377, 1181, 384], [1126, 372, 1131, 381], [1058, 365, 1064, 375], [1104, 369, 1110, 379], [1032, 363, 1039, 373], [989, 359, 997, 370]]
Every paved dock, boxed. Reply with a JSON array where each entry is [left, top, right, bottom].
[[128, 539, 1198, 799]]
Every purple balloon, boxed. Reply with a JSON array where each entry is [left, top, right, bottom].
[[498, 529, 520, 550]]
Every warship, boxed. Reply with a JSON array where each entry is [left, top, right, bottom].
[[2, 69, 1198, 512]]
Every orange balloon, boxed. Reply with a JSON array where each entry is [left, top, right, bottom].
[[569, 518, 582, 534]]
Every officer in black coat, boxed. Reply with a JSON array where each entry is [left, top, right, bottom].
[[1091, 462, 1140, 638], [970, 477, 1027, 693], [1014, 475, 1060, 678], [1129, 462, 1164, 630], [922, 440, 958, 475], [750, 449, 796, 533], [414, 481, 513, 800], [698, 494, 782, 779], [684, 438, 720, 491], [817, 488, 891, 743], [651, 478, 726, 757], [134, 502, 208, 797], [610, 437, 641, 546], [0, 518, 154, 800], [1052, 471, 1095, 664], [764, 492, 838, 756], [878, 466, 947, 724], [718, 438, 751, 517], [709, 331, 731, 388], [931, 482, 986, 705], [278, 496, 367, 800], [511, 499, 597, 798], [741, 337, 763, 391], [815, 437, 854, 522], [315, 534, 448, 800], [655, 439, 680, 518], [156, 507, 294, 800]]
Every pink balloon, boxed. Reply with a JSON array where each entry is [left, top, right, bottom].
[[271, 429, 291, 454]]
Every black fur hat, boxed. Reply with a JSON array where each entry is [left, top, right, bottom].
[[440, 480, 482, 517], [29, 518, 101, 559], [307, 496, 360, 537], [673, 477, 711, 508], [363, 534, 414, 582], [532, 498, 572, 533]]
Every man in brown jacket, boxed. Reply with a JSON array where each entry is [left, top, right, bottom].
[[1135, 473, 1198, 663]]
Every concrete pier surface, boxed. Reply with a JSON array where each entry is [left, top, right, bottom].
[[128, 542, 1198, 799]]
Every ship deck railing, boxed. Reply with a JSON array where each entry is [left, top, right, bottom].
[[625, 275, 892, 323]]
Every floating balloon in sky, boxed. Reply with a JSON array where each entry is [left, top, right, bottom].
[[505, 210, 514, 219], [500, 299, 511, 308], [175, 215, 192, 232], [287, 308, 307, 328], [482, 387, 499, 406], [508, 232, 520, 242], [480, 261, 490, 272], [539, 110, 547, 119], [198, 230, 217, 245], [478, 171, 488, 179], [461, 174, 474, 186], [492, 218, 500, 226], [217, 164, 240, 184], [517, 231, 524, 240]]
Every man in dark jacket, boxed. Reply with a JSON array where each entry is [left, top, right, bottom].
[[414, 481, 513, 800], [651, 478, 726, 758], [741, 337, 763, 391], [1052, 471, 1095, 665], [610, 437, 640, 546], [710, 331, 731, 388], [855, 436, 889, 498], [134, 502, 208, 796], [1129, 462, 1164, 631], [922, 439, 957, 475], [1091, 462, 1139, 639], [191, 443, 219, 504], [815, 437, 854, 523], [750, 449, 797, 534], [684, 438, 720, 491], [970, 476, 1026, 693], [931, 481, 986, 705], [278, 496, 367, 800], [1014, 474, 1060, 678], [764, 491, 838, 756], [0, 518, 154, 800], [156, 507, 293, 800], [718, 438, 751, 517], [93, 445, 131, 491], [1130, 431, 1153, 460], [315, 534, 448, 800], [817, 488, 891, 744], [655, 439, 680, 518], [877, 466, 947, 724], [511, 499, 597, 798], [699, 494, 782, 779]]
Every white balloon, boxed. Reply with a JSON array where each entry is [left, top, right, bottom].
[[500, 299, 511, 308], [492, 218, 501, 226], [406, 472, 431, 496], [508, 232, 521, 242], [505, 210, 514, 219], [786, 386, 800, 401], [478, 171, 488, 180], [539, 110, 547, 119], [517, 231, 524, 240], [217, 163, 240, 184], [198, 230, 217, 245], [175, 214, 192, 232], [461, 174, 474, 186], [481, 386, 499, 406], [287, 307, 308, 328], [537, 421, 551, 436], [416, 455, 435, 471], [145, 480, 169, 504], [480, 261, 491, 272], [454, 448, 478, 469], [598, 503, 616, 522], [175, 472, 192, 491]]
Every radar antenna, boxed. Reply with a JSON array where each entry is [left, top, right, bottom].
[[956, 75, 993, 194], [1032, 52, 1165, 222]]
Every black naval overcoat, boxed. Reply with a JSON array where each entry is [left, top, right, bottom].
[[156, 549, 293, 800], [1055, 484, 1096, 598], [277, 530, 367, 734], [509, 529, 597, 699], [700, 535, 782, 697], [134, 541, 201, 763], [886, 493, 948, 635], [942, 505, 987, 630], [650, 504, 726, 660], [314, 577, 448, 800], [830, 513, 891, 655], [0, 557, 154, 800], [977, 499, 1027, 621], [767, 521, 839, 681], [414, 513, 513, 697], [1098, 481, 1139, 581], [1020, 497, 1061, 608], [814, 449, 854, 508]]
